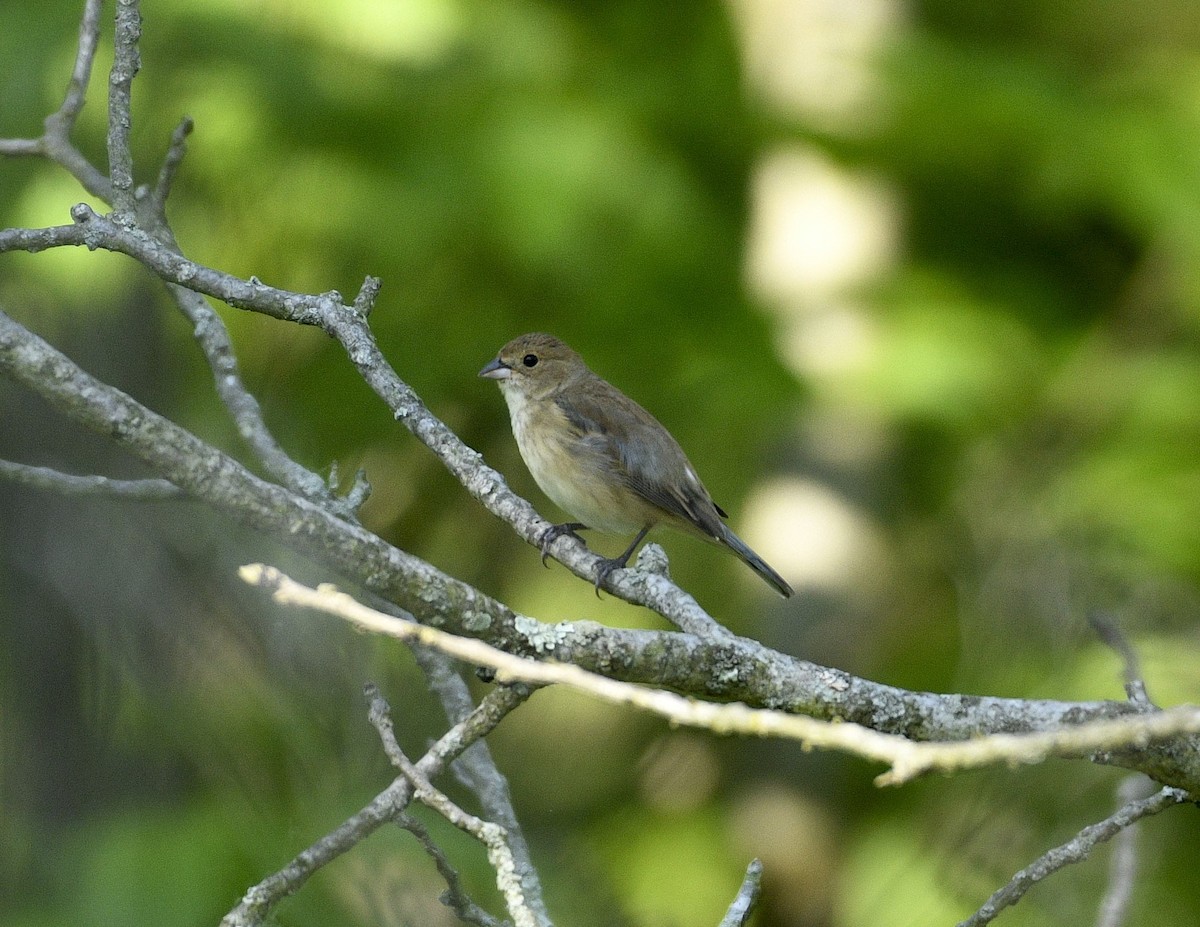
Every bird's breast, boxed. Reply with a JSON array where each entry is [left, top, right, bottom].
[[503, 389, 651, 535]]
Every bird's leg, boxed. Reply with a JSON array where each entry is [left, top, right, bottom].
[[592, 525, 651, 596], [539, 522, 589, 566]]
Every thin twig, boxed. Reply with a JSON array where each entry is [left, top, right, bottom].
[[0, 459, 184, 499], [241, 565, 1200, 785], [366, 683, 537, 927], [1094, 776, 1156, 927], [395, 751, 536, 927], [220, 683, 531, 927], [341, 467, 372, 510], [1089, 612, 1153, 709], [56, 0, 104, 129], [364, 681, 412, 769], [167, 284, 354, 517], [718, 859, 763, 927], [957, 786, 1190, 927], [149, 116, 194, 220], [395, 812, 505, 927], [406, 644, 551, 927], [0, 0, 110, 198], [352, 274, 382, 317], [0, 137, 41, 157]]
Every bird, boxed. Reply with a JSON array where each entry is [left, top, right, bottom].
[[479, 333, 793, 597]]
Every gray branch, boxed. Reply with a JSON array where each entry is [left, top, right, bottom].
[[0, 0, 112, 200], [956, 786, 1190, 927], [1089, 611, 1154, 709], [414, 647, 551, 927], [1095, 776, 1156, 927], [166, 282, 360, 518], [0, 459, 183, 499], [106, 0, 141, 215], [718, 859, 763, 927], [367, 682, 538, 927], [149, 116, 193, 220], [221, 683, 532, 927], [395, 812, 506, 927], [2, 306, 1198, 798]]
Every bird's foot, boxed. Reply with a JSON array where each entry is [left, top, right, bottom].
[[591, 525, 651, 597], [591, 556, 630, 597], [538, 522, 589, 566]]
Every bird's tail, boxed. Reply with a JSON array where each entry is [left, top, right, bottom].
[[716, 524, 793, 598]]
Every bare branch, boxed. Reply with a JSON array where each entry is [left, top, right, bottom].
[[409, 646, 551, 927], [3, 308, 1199, 792], [0, 0, 110, 198], [395, 812, 506, 927], [0, 221, 99, 254], [364, 681, 415, 769], [0, 459, 183, 499], [340, 466, 372, 510], [367, 685, 538, 927], [352, 274, 383, 317], [718, 859, 763, 927], [1090, 611, 1153, 709], [394, 759, 535, 927], [242, 565, 1200, 786], [1095, 776, 1157, 927], [221, 683, 532, 927], [165, 284, 354, 516], [149, 116, 194, 220], [0, 209, 735, 638], [957, 786, 1190, 927], [55, 0, 104, 131], [0, 138, 42, 157], [0, 304, 498, 625], [107, 0, 142, 215]]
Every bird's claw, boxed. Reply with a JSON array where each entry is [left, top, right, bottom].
[[591, 557, 626, 598], [538, 522, 588, 567]]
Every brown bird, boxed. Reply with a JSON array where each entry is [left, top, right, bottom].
[[480, 333, 793, 597]]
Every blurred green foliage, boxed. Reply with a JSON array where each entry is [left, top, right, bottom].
[[2, 1, 1199, 925]]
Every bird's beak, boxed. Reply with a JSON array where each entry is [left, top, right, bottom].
[[478, 356, 511, 380]]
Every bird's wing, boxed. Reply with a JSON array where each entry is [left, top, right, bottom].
[[554, 381, 726, 538]]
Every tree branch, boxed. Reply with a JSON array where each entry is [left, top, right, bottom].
[[367, 684, 538, 927], [394, 812, 506, 927], [718, 859, 763, 927], [412, 645, 551, 927], [220, 683, 533, 927], [956, 785, 1190, 927], [0, 459, 183, 499], [1094, 776, 1156, 927], [1089, 611, 1154, 710], [0, 0, 111, 199], [242, 564, 1200, 787], [149, 116, 193, 221], [106, 0, 141, 215], [0, 208, 734, 638], [3, 299, 1198, 790]]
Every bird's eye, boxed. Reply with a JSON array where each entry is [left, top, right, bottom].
[[522, 354, 539, 368]]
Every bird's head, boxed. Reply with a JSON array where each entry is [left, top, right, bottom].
[[479, 333, 587, 400]]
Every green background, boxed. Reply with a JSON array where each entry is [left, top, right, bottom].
[[2, 1, 1199, 925]]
